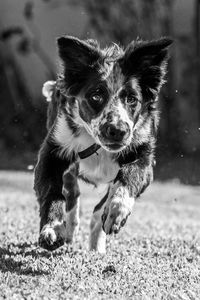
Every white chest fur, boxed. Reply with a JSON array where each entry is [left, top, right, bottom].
[[53, 114, 120, 185], [79, 148, 119, 185]]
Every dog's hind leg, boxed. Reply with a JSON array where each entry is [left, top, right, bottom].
[[89, 189, 108, 254], [62, 163, 80, 243]]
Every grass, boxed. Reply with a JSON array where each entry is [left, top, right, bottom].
[[0, 171, 200, 299]]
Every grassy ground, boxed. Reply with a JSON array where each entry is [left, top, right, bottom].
[[0, 171, 199, 299]]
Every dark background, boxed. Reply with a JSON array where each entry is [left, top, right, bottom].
[[0, 0, 200, 184]]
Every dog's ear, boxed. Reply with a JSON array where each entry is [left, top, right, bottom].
[[122, 37, 173, 100], [57, 36, 101, 72]]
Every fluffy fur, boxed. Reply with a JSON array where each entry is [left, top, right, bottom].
[[34, 35, 172, 252]]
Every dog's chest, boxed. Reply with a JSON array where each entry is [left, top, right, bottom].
[[54, 114, 120, 184], [79, 150, 119, 185]]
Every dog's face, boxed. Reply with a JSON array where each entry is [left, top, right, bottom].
[[57, 36, 172, 152]]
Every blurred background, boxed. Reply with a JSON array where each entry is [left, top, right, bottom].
[[0, 0, 200, 184]]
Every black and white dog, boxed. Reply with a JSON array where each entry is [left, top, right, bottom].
[[34, 35, 172, 253]]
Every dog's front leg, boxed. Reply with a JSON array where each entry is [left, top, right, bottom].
[[102, 161, 153, 235], [34, 139, 74, 251], [89, 184, 134, 253], [102, 183, 134, 235]]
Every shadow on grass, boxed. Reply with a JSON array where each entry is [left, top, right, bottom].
[[0, 241, 72, 276], [0, 256, 49, 276]]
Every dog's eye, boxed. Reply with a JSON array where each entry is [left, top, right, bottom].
[[119, 90, 137, 105], [126, 93, 136, 103], [90, 93, 103, 103]]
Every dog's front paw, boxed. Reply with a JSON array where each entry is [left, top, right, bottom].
[[102, 200, 131, 235], [39, 222, 66, 251]]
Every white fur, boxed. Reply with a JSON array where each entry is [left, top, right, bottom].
[[79, 148, 119, 184], [54, 113, 94, 157], [105, 181, 135, 216], [112, 185, 134, 210], [90, 208, 106, 253], [42, 81, 56, 102], [103, 183, 135, 235], [40, 219, 67, 243], [117, 101, 133, 135], [41, 225, 57, 242]]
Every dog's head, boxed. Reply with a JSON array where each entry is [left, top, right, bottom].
[[57, 36, 172, 152]]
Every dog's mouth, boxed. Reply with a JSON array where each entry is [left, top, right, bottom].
[[98, 138, 129, 153], [97, 133, 132, 153], [105, 142, 125, 151]]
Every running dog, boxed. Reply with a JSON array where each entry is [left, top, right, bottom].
[[34, 35, 172, 253]]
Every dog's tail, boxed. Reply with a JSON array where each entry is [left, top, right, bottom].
[[42, 81, 56, 102], [42, 80, 59, 130]]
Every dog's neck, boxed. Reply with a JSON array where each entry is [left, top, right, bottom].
[[74, 125, 101, 159], [78, 143, 101, 159], [70, 106, 103, 159], [53, 112, 102, 159]]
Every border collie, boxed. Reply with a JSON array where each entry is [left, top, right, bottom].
[[34, 35, 172, 253]]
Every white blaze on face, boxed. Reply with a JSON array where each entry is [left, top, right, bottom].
[[116, 101, 133, 131]]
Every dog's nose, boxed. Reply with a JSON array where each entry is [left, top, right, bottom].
[[102, 123, 130, 142]]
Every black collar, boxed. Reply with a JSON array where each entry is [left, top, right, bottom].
[[78, 144, 101, 159], [78, 143, 139, 166], [77, 143, 144, 167]]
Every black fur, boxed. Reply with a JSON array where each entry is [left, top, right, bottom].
[[115, 143, 154, 197], [34, 137, 71, 230], [121, 38, 172, 101]]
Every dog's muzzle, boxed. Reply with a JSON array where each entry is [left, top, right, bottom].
[[99, 121, 130, 151]]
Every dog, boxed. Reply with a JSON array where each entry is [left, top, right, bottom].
[[34, 35, 172, 253]]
